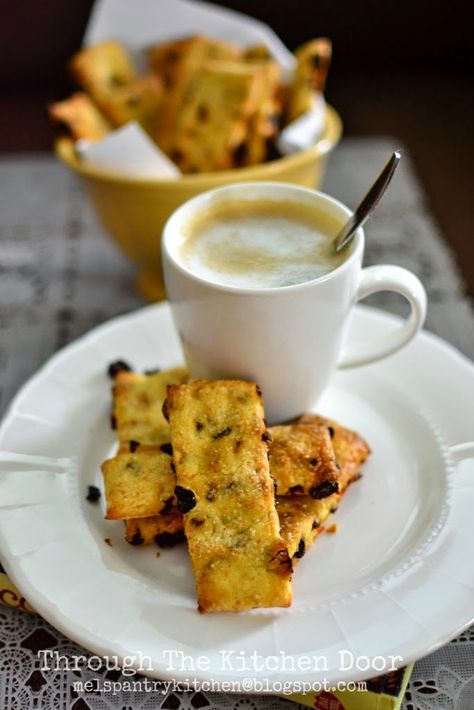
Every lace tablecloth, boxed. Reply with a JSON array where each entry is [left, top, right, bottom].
[[1, 139, 473, 710]]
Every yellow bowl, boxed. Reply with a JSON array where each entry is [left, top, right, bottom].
[[56, 105, 342, 300]]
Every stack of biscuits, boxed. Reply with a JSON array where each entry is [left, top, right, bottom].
[[49, 35, 332, 173], [101, 363, 370, 613]]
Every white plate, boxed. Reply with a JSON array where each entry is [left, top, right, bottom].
[[0, 303, 473, 689]]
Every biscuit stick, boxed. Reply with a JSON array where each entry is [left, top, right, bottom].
[[269, 423, 340, 498], [298, 414, 371, 492], [164, 380, 292, 612], [48, 93, 112, 142], [116, 409, 370, 561], [277, 414, 371, 565], [102, 445, 176, 520], [101, 367, 188, 541], [112, 367, 188, 448]]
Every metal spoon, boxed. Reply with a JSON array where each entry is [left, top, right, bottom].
[[333, 150, 401, 252]]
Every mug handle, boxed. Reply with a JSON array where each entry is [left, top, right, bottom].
[[338, 265, 427, 369], [450, 442, 474, 463]]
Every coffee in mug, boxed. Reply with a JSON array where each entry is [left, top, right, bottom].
[[179, 199, 348, 289]]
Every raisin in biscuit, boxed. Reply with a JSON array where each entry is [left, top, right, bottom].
[[277, 493, 338, 564], [48, 93, 112, 142], [112, 367, 188, 448], [124, 511, 185, 547], [164, 380, 292, 612], [269, 423, 340, 498], [98, 74, 163, 129], [69, 41, 163, 131]]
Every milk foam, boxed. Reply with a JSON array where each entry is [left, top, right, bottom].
[[180, 200, 346, 288]]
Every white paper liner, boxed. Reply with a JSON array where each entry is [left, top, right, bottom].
[[76, 122, 180, 179], [84, 0, 295, 75], [277, 95, 327, 155], [77, 0, 326, 177]]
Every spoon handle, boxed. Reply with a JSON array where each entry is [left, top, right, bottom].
[[334, 150, 401, 253]]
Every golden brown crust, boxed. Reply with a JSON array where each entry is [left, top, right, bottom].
[[113, 367, 188, 448], [48, 93, 112, 142], [165, 380, 292, 612], [97, 74, 163, 128], [69, 41, 164, 130], [243, 44, 273, 62], [69, 41, 136, 102], [298, 414, 371, 492], [269, 423, 340, 498], [53, 35, 332, 174], [101, 446, 176, 520], [148, 37, 211, 152]]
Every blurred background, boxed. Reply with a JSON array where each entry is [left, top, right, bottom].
[[1, 0, 472, 296]]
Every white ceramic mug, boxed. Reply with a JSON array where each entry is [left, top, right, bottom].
[[162, 183, 427, 423]]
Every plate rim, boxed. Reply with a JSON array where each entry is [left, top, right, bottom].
[[3, 302, 474, 427], [1, 302, 474, 690]]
